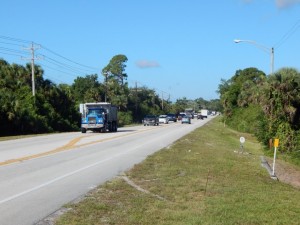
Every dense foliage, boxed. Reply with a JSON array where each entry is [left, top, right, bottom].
[[0, 56, 221, 136], [0, 59, 80, 135], [218, 67, 300, 158]]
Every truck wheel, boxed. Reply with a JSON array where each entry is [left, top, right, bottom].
[[81, 128, 86, 133], [111, 122, 114, 132], [113, 122, 117, 132], [108, 123, 112, 132], [101, 124, 107, 133]]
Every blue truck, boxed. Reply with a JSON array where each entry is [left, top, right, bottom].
[[79, 102, 118, 133]]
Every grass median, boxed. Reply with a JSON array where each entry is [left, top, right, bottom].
[[55, 117, 300, 225]]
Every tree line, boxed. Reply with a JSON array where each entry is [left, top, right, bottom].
[[218, 67, 300, 159], [0, 55, 221, 136]]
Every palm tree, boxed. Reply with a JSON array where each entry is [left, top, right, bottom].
[[258, 68, 300, 152]]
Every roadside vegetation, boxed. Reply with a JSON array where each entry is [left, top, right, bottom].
[[218, 67, 300, 164], [55, 117, 300, 225]]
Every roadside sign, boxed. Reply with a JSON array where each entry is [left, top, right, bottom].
[[274, 139, 279, 147], [272, 138, 279, 177], [239, 137, 245, 153], [240, 137, 245, 144]]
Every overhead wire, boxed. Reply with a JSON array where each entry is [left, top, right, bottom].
[[38, 62, 84, 80], [0, 35, 100, 84], [127, 78, 171, 101], [0, 40, 25, 47], [0, 37, 31, 59], [41, 45, 100, 71], [274, 19, 300, 49], [0, 51, 24, 57], [43, 57, 95, 75], [0, 35, 32, 44], [0, 35, 172, 100], [0, 46, 30, 55]]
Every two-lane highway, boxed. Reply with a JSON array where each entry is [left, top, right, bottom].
[[0, 117, 213, 225]]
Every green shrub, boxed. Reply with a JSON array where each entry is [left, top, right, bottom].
[[226, 104, 263, 133], [118, 111, 133, 127]]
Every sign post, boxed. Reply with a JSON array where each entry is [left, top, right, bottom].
[[239, 137, 245, 153], [272, 139, 279, 177]]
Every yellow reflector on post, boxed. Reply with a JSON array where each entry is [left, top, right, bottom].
[[274, 139, 279, 147]]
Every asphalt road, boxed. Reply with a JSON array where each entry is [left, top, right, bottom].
[[0, 117, 213, 225]]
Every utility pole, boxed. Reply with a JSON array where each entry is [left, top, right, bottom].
[[161, 92, 164, 110], [135, 81, 138, 115], [271, 47, 274, 75], [104, 72, 108, 102], [22, 42, 41, 96]]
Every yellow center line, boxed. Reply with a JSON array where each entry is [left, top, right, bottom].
[[0, 126, 159, 166], [0, 136, 85, 166]]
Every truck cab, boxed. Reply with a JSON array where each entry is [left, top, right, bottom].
[[81, 108, 106, 133], [80, 102, 117, 133]]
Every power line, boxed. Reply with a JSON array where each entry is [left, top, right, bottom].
[[0, 35, 100, 72], [0, 51, 24, 57], [38, 45, 101, 82], [0, 41, 24, 47], [41, 45, 100, 71], [0, 35, 32, 44], [38, 62, 83, 80], [0, 46, 29, 55], [274, 19, 300, 49], [1, 37, 150, 93], [127, 78, 172, 102], [0, 35, 173, 100], [0, 35, 101, 85], [43, 57, 95, 75]]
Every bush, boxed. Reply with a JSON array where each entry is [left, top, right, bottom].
[[118, 111, 133, 127], [226, 104, 264, 133]]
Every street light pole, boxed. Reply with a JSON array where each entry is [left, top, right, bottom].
[[271, 47, 274, 75], [234, 39, 274, 75]]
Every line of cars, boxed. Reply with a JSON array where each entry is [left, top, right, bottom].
[[143, 113, 176, 126], [143, 113, 192, 126], [143, 110, 217, 126]]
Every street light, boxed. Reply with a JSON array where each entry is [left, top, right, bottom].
[[234, 39, 274, 75]]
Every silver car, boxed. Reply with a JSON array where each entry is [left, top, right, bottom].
[[159, 115, 169, 124], [181, 115, 191, 124]]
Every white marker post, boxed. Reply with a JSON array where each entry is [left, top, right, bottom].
[[240, 137, 245, 153], [272, 139, 279, 177]]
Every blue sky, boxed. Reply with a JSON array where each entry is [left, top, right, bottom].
[[1, 0, 300, 102]]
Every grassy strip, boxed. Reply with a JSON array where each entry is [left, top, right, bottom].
[[55, 118, 300, 225], [0, 134, 38, 141], [0, 133, 53, 142]]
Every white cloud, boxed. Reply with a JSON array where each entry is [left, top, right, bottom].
[[241, 0, 300, 9], [276, 0, 300, 9], [136, 60, 160, 68]]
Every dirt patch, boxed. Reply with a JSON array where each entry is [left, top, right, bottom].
[[266, 157, 300, 189]]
